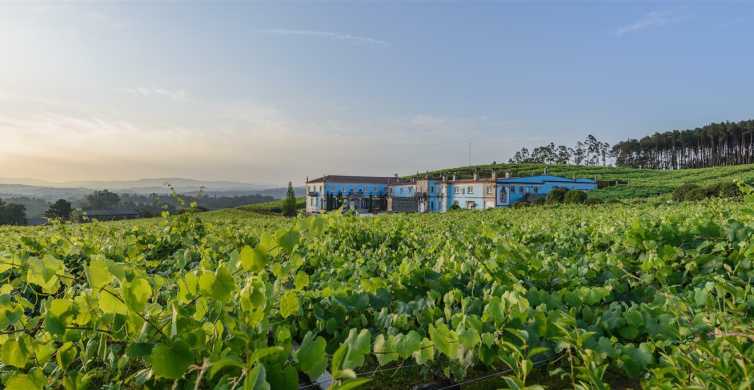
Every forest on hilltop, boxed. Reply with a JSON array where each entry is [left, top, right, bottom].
[[612, 119, 754, 169]]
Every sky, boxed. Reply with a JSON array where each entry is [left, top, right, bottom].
[[1, 2, 754, 186]]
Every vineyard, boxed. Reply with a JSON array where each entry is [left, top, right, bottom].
[[2, 194, 754, 389], [419, 162, 754, 201]]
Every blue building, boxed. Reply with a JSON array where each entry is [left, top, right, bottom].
[[387, 177, 444, 212], [444, 173, 498, 211], [309, 172, 598, 214], [496, 175, 597, 206], [305, 175, 396, 214]]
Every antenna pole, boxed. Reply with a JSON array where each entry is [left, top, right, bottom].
[[468, 141, 471, 167]]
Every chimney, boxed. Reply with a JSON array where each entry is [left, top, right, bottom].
[[452, 174, 456, 181], [306, 176, 309, 183], [543, 167, 548, 175], [442, 175, 447, 182], [473, 171, 478, 181], [505, 171, 511, 178], [491, 170, 496, 180]]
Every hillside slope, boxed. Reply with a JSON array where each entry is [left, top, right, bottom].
[[413, 163, 754, 200]]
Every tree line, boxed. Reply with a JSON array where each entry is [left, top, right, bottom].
[[612, 119, 754, 169], [0, 199, 27, 225], [0, 190, 278, 225], [508, 134, 611, 166]]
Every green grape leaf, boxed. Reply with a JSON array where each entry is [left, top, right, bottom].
[[210, 265, 236, 302], [150, 341, 194, 379], [280, 290, 300, 318], [5, 372, 44, 390], [429, 323, 457, 359], [267, 364, 299, 390], [99, 289, 128, 315], [1, 338, 29, 368], [397, 331, 422, 359], [294, 271, 310, 290], [123, 278, 152, 312], [277, 229, 300, 253], [86, 256, 113, 289], [342, 329, 371, 369], [458, 326, 480, 349], [26, 256, 65, 294], [373, 334, 398, 366], [208, 357, 244, 380], [240, 245, 267, 273], [296, 332, 327, 380], [126, 342, 154, 358], [482, 297, 505, 325], [245, 364, 271, 390]]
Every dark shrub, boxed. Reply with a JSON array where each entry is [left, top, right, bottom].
[[524, 193, 545, 204], [685, 186, 708, 201], [585, 198, 603, 205], [704, 183, 722, 198], [718, 182, 741, 198], [672, 183, 701, 202], [564, 190, 588, 204], [513, 201, 530, 208], [546, 188, 568, 204]]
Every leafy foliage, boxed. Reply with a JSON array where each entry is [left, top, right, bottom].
[[1, 195, 754, 388]]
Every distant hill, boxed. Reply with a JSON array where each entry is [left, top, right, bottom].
[[0, 177, 300, 201], [411, 162, 754, 201], [0, 184, 90, 201]]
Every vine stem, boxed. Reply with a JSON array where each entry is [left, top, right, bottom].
[[193, 358, 209, 390], [100, 286, 168, 338]]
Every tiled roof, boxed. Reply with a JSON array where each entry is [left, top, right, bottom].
[[450, 178, 495, 184], [307, 175, 397, 184], [388, 180, 416, 187], [497, 175, 596, 184]]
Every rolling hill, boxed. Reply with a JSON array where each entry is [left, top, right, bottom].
[[411, 162, 754, 201]]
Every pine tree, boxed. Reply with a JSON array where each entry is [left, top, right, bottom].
[[282, 181, 297, 217]]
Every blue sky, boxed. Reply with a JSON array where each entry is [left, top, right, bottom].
[[1, 2, 753, 185]]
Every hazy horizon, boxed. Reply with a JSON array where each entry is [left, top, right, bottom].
[[2, 2, 754, 186]]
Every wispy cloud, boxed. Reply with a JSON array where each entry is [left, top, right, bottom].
[[616, 11, 683, 36], [258, 29, 390, 46], [123, 87, 188, 100]]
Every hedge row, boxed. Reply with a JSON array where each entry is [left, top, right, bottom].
[[672, 182, 741, 202]]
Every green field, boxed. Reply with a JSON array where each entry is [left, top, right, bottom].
[[237, 197, 306, 215], [2, 188, 754, 389], [415, 162, 754, 201]]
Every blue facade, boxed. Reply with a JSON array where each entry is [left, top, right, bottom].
[[306, 176, 393, 214], [309, 174, 598, 214], [445, 180, 497, 210], [496, 175, 597, 206]]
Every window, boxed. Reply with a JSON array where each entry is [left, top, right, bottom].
[[430, 186, 434, 194], [467, 186, 474, 194], [466, 201, 477, 209], [430, 200, 434, 210], [454, 187, 461, 194], [487, 186, 494, 195]]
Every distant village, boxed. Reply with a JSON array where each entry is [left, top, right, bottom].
[[305, 171, 597, 214]]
